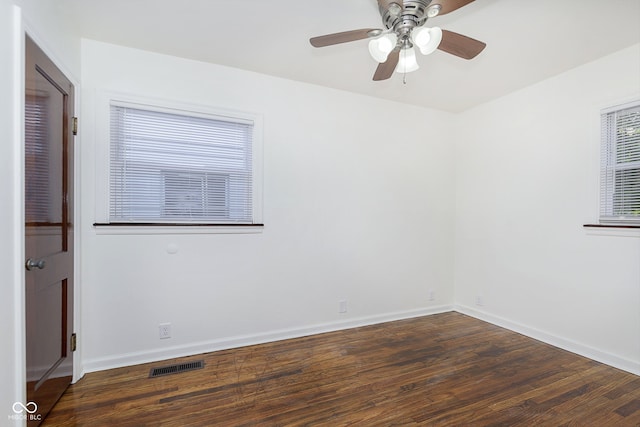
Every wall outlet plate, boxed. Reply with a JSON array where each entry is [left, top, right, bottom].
[[159, 323, 171, 339], [339, 300, 348, 313]]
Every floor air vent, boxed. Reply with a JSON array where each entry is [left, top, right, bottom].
[[149, 360, 204, 378]]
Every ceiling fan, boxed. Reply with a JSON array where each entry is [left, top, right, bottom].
[[310, 0, 486, 81]]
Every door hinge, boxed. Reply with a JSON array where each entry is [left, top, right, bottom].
[[71, 333, 77, 352], [72, 117, 78, 136]]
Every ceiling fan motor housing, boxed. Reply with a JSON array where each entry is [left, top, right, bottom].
[[379, 0, 433, 34]]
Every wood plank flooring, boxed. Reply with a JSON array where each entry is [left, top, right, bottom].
[[42, 312, 640, 426]]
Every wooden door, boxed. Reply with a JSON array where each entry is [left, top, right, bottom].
[[24, 35, 75, 427]]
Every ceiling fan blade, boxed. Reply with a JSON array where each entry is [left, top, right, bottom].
[[438, 29, 486, 59], [430, 0, 475, 16], [373, 49, 400, 81], [310, 29, 380, 48]]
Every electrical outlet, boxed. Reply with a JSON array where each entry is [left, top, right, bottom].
[[339, 300, 348, 314], [159, 323, 171, 339], [475, 296, 484, 307], [428, 290, 435, 301]]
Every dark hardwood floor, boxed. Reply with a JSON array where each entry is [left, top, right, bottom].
[[43, 312, 640, 426]]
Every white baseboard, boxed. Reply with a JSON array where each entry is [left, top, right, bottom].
[[82, 304, 640, 377], [455, 304, 640, 376], [82, 305, 454, 373]]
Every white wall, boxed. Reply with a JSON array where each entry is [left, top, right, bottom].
[[19, 0, 81, 75], [454, 44, 640, 374], [80, 39, 456, 371], [0, 0, 81, 423]]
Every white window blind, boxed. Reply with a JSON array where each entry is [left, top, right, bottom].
[[25, 95, 51, 223], [110, 103, 255, 224], [600, 101, 640, 224]]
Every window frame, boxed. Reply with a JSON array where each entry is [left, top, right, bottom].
[[599, 99, 640, 227], [94, 91, 263, 234]]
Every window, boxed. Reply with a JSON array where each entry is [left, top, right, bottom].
[[600, 101, 640, 225], [108, 101, 261, 225], [162, 171, 229, 219]]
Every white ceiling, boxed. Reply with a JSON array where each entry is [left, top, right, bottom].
[[63, 0, 640, 112]]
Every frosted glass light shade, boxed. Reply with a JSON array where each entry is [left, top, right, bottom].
[[396, 47, 419, 73], [368, 33, 398, 63], [411, 26, 442, 55]]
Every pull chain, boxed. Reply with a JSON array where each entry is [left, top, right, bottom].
[[402, 48, 407, 84]]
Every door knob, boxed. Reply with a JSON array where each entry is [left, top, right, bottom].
[[25, 258, 46, 271]]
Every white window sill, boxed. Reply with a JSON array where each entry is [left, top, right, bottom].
[[583, 224, 640, 238], [93, 223, 264, 235]]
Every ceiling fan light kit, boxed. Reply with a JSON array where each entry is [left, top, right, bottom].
[[368, 33, 398, 63], [412, 26, 443, 55], [310, 0, 486, 81], [396, 46, 420, 73]]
